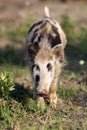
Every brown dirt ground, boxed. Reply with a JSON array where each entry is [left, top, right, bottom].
[[0, 0, 87, 27]]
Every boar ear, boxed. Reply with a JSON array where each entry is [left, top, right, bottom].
[[28, 44, 38, 59], [52, 44, 64, 63], [52, 44, 63, 57]]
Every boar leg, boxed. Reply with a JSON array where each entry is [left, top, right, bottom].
[[49, 80, 58, 109]]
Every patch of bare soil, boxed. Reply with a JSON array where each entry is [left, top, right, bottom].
[[0, 0, 87, 27], [14, 75, 33, 90]]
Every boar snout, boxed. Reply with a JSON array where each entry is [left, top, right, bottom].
[[37, 89, 48, 97]]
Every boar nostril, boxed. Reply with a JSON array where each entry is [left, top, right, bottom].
[[36, 75, 40, 82]]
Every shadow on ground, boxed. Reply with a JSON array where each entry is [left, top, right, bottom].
[[0, 45, 25, 66], [65, 44, 87, 73], [10, 83, 33, 105]]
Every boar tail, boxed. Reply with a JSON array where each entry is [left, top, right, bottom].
[[44, 6, 50, 17]]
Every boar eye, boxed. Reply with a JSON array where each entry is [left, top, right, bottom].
[[47, 63, 52, 71], [32, 64, 40, 71]]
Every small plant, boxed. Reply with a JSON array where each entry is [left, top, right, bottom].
[[0, 71, 15, 99]]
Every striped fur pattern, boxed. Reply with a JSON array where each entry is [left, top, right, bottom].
[[25, 7, 67, 108]]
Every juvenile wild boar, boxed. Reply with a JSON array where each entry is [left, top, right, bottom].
[[25, 7, 67, 108]]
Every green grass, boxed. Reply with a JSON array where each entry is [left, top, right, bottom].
[[0, 70, 87, 130], [0, 17, 35, 39], [61, 15, 87, 55], [58, 86, 78, 100]]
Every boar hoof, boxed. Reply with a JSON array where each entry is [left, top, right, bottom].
[[51, 103, 57, 109]]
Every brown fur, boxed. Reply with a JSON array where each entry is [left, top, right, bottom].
[[35, 44, 53, 62], [25, 7, 67, 109]]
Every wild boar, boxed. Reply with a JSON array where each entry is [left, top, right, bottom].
[[25, 7, 67, 108]]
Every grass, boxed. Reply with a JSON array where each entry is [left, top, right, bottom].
[[0, 70, 87, 130], [0, 15, 87, 130], [61, 15, 87, 55], [0, 17, 35, 39]]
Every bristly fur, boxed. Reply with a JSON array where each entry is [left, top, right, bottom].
[[25, 12, 67, 62], [25, 6, 67, 108], [35, 41, 53, 62]]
